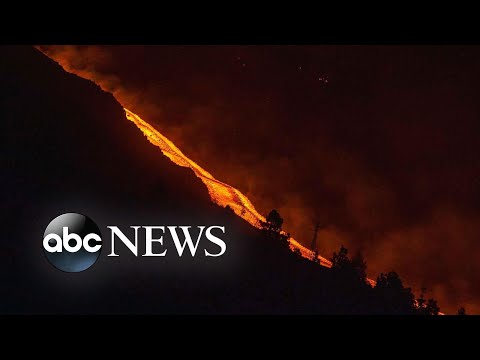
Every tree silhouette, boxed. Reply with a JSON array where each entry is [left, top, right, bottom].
[[374, 271, 416, 314], [415, 287, 440, 315], [425, 298, 440, 315], [262, 209, 283, 233], [261, 209, 289, 245], [350, 251, 367, 283], [417, 287, 427, 309], [331, 245, 349, 270], [457, 307, 467, 315], [312, 249, 320, 264], [330, 245, 369, 290]]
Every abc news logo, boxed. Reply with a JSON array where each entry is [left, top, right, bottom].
[[43, 213, 226, 272]]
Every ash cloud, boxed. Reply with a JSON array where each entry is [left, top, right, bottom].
[[38, 45, 480, 314]]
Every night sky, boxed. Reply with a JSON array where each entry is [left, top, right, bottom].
[[39, 45, 480, 314]]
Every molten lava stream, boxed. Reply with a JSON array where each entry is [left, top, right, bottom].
[[124, 108, 334, 268], [32, 46, 354, 272]]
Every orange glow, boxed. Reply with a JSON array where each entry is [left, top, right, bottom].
[[125, 108, 378, 288], [125, 108, 334, 268], [35, 44, 374, 285]]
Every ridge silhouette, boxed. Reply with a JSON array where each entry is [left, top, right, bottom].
[[0, 46, 440, 314]]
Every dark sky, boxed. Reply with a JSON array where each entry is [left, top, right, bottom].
[[39, 45, 480, 314]]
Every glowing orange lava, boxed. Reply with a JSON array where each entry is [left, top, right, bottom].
[[35, 44, 374, 285], [124, 108, 334, 267], [124, 108, 379, 289]]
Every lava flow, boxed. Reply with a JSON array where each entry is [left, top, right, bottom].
[[34, 45, 331, 266], [124, 108, 332, 267], [35, 46, 341, 268]]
